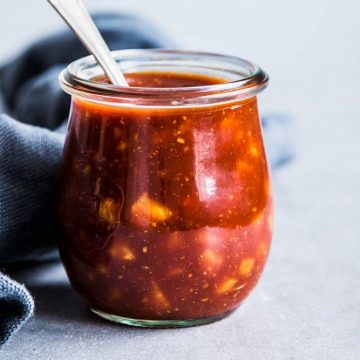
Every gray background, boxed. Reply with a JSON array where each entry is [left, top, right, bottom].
[[1, 0, 360, 359]]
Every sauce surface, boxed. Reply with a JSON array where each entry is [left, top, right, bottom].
[[118, 71, 226, 87], [59, 71, 272, 321]]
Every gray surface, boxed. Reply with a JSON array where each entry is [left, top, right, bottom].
[[1, 0, 360, 359], [1, 90, 360, 359]]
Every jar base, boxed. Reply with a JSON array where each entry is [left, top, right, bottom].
[[90, 308, 235, 328]]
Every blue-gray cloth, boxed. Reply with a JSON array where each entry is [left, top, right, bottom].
[[0, 13, 295, 346]]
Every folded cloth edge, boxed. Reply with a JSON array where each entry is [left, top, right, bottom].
[[0, 272, 34, 346]]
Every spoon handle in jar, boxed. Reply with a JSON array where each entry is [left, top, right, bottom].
[[47, 0, 129, 86]]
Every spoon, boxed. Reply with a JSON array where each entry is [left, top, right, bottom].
[[47, 0, 129, 86]]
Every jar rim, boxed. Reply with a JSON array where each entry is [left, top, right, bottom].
[[59, 49, 269, 105]]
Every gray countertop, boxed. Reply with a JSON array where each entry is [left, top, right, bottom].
[[1, 90, 360, 360]]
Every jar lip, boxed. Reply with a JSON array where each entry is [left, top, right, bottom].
[[60, 49, 269, 101]]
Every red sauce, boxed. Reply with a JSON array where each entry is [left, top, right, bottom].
[[59, 71, 273, 321]]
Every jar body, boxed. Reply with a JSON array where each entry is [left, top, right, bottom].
[[59, 92, 273, 325]]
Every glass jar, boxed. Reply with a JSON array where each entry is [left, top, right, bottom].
[[58, 49, 272, 327]]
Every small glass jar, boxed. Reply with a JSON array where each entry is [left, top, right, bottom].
[[58, 49, 272, 327]]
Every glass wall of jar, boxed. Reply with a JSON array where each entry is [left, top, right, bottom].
[[58, 50, 272, 327]]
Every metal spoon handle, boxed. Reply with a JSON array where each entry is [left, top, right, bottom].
[[48, 0, 128, 86]]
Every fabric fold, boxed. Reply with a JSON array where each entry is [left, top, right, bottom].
[[0, 273, 34, 346]]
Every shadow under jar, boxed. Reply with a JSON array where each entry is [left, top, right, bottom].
[[58, 50, 273, 327]]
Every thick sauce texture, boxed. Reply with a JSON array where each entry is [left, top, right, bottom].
[[59, 71, 273, 321]]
